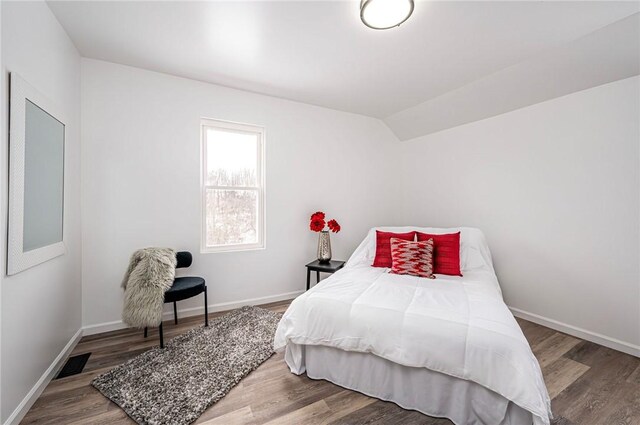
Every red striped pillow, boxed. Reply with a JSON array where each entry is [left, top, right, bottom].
[[416, 232, 462, 276], [390, 238, 435, 279], [372, 230, 416, 268]]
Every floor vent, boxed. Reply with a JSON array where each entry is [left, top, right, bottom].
[[55, 353, 91, 379]]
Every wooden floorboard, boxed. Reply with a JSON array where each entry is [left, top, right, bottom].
[[21, 300, 640, 425]]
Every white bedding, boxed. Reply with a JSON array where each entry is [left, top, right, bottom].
[[274, 227, 552, 425]]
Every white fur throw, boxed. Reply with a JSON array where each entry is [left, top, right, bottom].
[[122, 248, 177, 328]]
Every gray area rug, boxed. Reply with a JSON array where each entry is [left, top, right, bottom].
[[92, 306, 281, 425]]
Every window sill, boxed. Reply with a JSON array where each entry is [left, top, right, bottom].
[[200, 245, 266, 254]]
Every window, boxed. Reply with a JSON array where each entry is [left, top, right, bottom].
[[201, 118, 265, 253]]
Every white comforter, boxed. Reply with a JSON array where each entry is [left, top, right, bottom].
[[274, 227, 552, 425]]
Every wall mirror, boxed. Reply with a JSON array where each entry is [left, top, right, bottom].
[[7, 73, 66, 275]]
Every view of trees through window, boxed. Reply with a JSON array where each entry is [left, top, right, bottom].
[[203, 125, 263, 249], [206, 169, 258, 246]]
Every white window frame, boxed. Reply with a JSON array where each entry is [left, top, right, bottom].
[[200, 118, 265, 253]]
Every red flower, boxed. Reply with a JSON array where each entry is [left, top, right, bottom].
[[310, 211, 325, 221], [327, 219, 341, 233], [310, 218, 326, 232]]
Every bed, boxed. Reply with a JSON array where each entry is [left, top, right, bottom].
[[274, 227, 552, 425]]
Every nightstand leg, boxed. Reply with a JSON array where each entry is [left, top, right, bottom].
[[306, 268, 311, 290], [316, 270, 320, 283]]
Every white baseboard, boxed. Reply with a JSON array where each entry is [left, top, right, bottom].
[[509, 306, 640, 358], [3, 328, 83, 425], [82, 290, 303, 336]]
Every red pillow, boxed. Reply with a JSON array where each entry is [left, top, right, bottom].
[[416, 232, 462, 276], [390, 238, 435, 279], [372, 230, 416, 268]]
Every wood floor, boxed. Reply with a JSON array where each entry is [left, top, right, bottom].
[[22, 300, 640, 425]]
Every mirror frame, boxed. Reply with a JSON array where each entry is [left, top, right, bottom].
[[7, 73, 66, 275]]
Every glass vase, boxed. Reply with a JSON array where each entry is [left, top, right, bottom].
[[317, 231, 332, 263]]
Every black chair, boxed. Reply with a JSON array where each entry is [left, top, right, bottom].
[[144, 251, 208, 348]]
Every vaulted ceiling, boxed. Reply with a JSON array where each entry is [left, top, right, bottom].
[[49, 1, 639, 140]]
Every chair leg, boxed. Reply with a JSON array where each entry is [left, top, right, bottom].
[[173, 301, 178, 325], [144, 327, 148, 338], [159, 322, 164, 348], [204, 286, 209, 327]]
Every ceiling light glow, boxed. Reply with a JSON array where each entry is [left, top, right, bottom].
[[360, 0, 414, 30]]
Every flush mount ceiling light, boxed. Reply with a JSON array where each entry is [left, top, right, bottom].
[[360, 0, 414, 30]]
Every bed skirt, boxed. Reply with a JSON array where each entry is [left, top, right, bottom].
[[284, 343, 533, 425]]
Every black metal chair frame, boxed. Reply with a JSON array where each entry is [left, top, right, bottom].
[[144, 251, 208, 347]]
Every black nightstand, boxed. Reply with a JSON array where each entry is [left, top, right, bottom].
[[305, 260, 345, 290]]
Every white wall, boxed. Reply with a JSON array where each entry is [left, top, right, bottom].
[[1, 1, 82, 423], [81, 60, 639, 355], [398, 76, 640, 353], [81, 59, 399, 330]]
